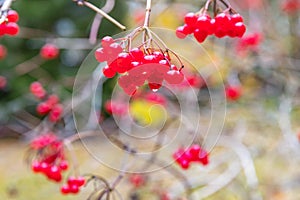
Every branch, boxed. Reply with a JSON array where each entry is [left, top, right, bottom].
[[75, 0, 126, 31], [0, 0, 13, 24], [143, 0, 152, 27], [89, 0, 116, 44]]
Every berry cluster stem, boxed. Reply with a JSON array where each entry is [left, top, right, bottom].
[[75, 0, 126, 31], [213, 0, 217, 16], [143, 0, 152, 28], [0, 0, 14, 24]]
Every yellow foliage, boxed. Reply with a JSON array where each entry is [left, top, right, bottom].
[[130, 99, 167, 126]]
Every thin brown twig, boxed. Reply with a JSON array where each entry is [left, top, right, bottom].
[[77, 0, 126, 31]]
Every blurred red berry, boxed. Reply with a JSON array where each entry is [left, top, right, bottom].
[[40, 44, 59, 60], [129, 174, 145, 188], [49, 104, 63, 122], [7, 10, 19, 23], [30, 81, 46, 99], [225, 85, 242, 101]]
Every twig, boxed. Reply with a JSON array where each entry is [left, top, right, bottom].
[[76, 0, 126, 31], [143, 0, 152, 27], [0, 0, 13, 24], [89, 0, 116, 44], [219, 136, 262, 200]]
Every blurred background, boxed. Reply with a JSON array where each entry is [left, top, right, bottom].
[[0, 0, 300, 199]]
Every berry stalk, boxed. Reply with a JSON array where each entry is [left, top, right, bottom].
[[75, 0, 126, 31]]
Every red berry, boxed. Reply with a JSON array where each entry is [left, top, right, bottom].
[[129, 174, 145, 188], [75, 176, 85, 187], [48, 165, 62, 182], [187, 75, 204, 88], [123, 85, 137, 96], [59, 160, 69, 171], [152, 51, 164, 61], [159, 59, 169, 66], [4, 22, 19, 35], [61, 185, 70, 194], [40, 162, 50, 174], [129, 61, 141, 70], [160, 193, 171, 200], [69, 184, 79, 193], [49, 104, 63, 122], [118, 74, 132, 89], [199, 150, 209, 165], [130, 48, 144, 62], [148, 83, 162, 92], [30, 82, 46, 99], [0, 44, 7, 60], [179, 159, 190, 169], [225, 85, 242, 101], [281, 0, 300, 14], [40, 44, 59, 60], [215, 13, 231, 27], [36, 102, 52, 115], [143, 54, 156, 63], [214, 13, 231, 38], [231, 14, 243, 23], [94, 47, 106, 62], [193, 29, 208, 43], [187, 145, 201, 161], [196, 14, 212, 35], [164, 69, 184, 84], [67, 176, 77, 186], [184, 12, 198, 26], [46, 94, 60, 106], [234, 22, 246, 38], [101, 36, 114, 48], [176, 26, 188, 39], [7, 10, 19, 23], [107, 43, 122, 59], [116, 52, 133, 73], [31, 161, 41, 173], [103, 65, 116, 78]]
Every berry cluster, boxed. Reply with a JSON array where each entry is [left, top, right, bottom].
[[31, 133, 68, 182], [60, 176, 86, 195], [40, 44, 60, 60], [117, 53, 184, 95], [173, 144, 209, 170], [0, 10, 19, 36], [30, 133, 86, 195], [225, 85, 242, 101], [30, 82, 63, 122], [176, 11, 246, 43], [32, 161, 67, 182], [0, 44, 7, 60], [95, 36, 184, 95]]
